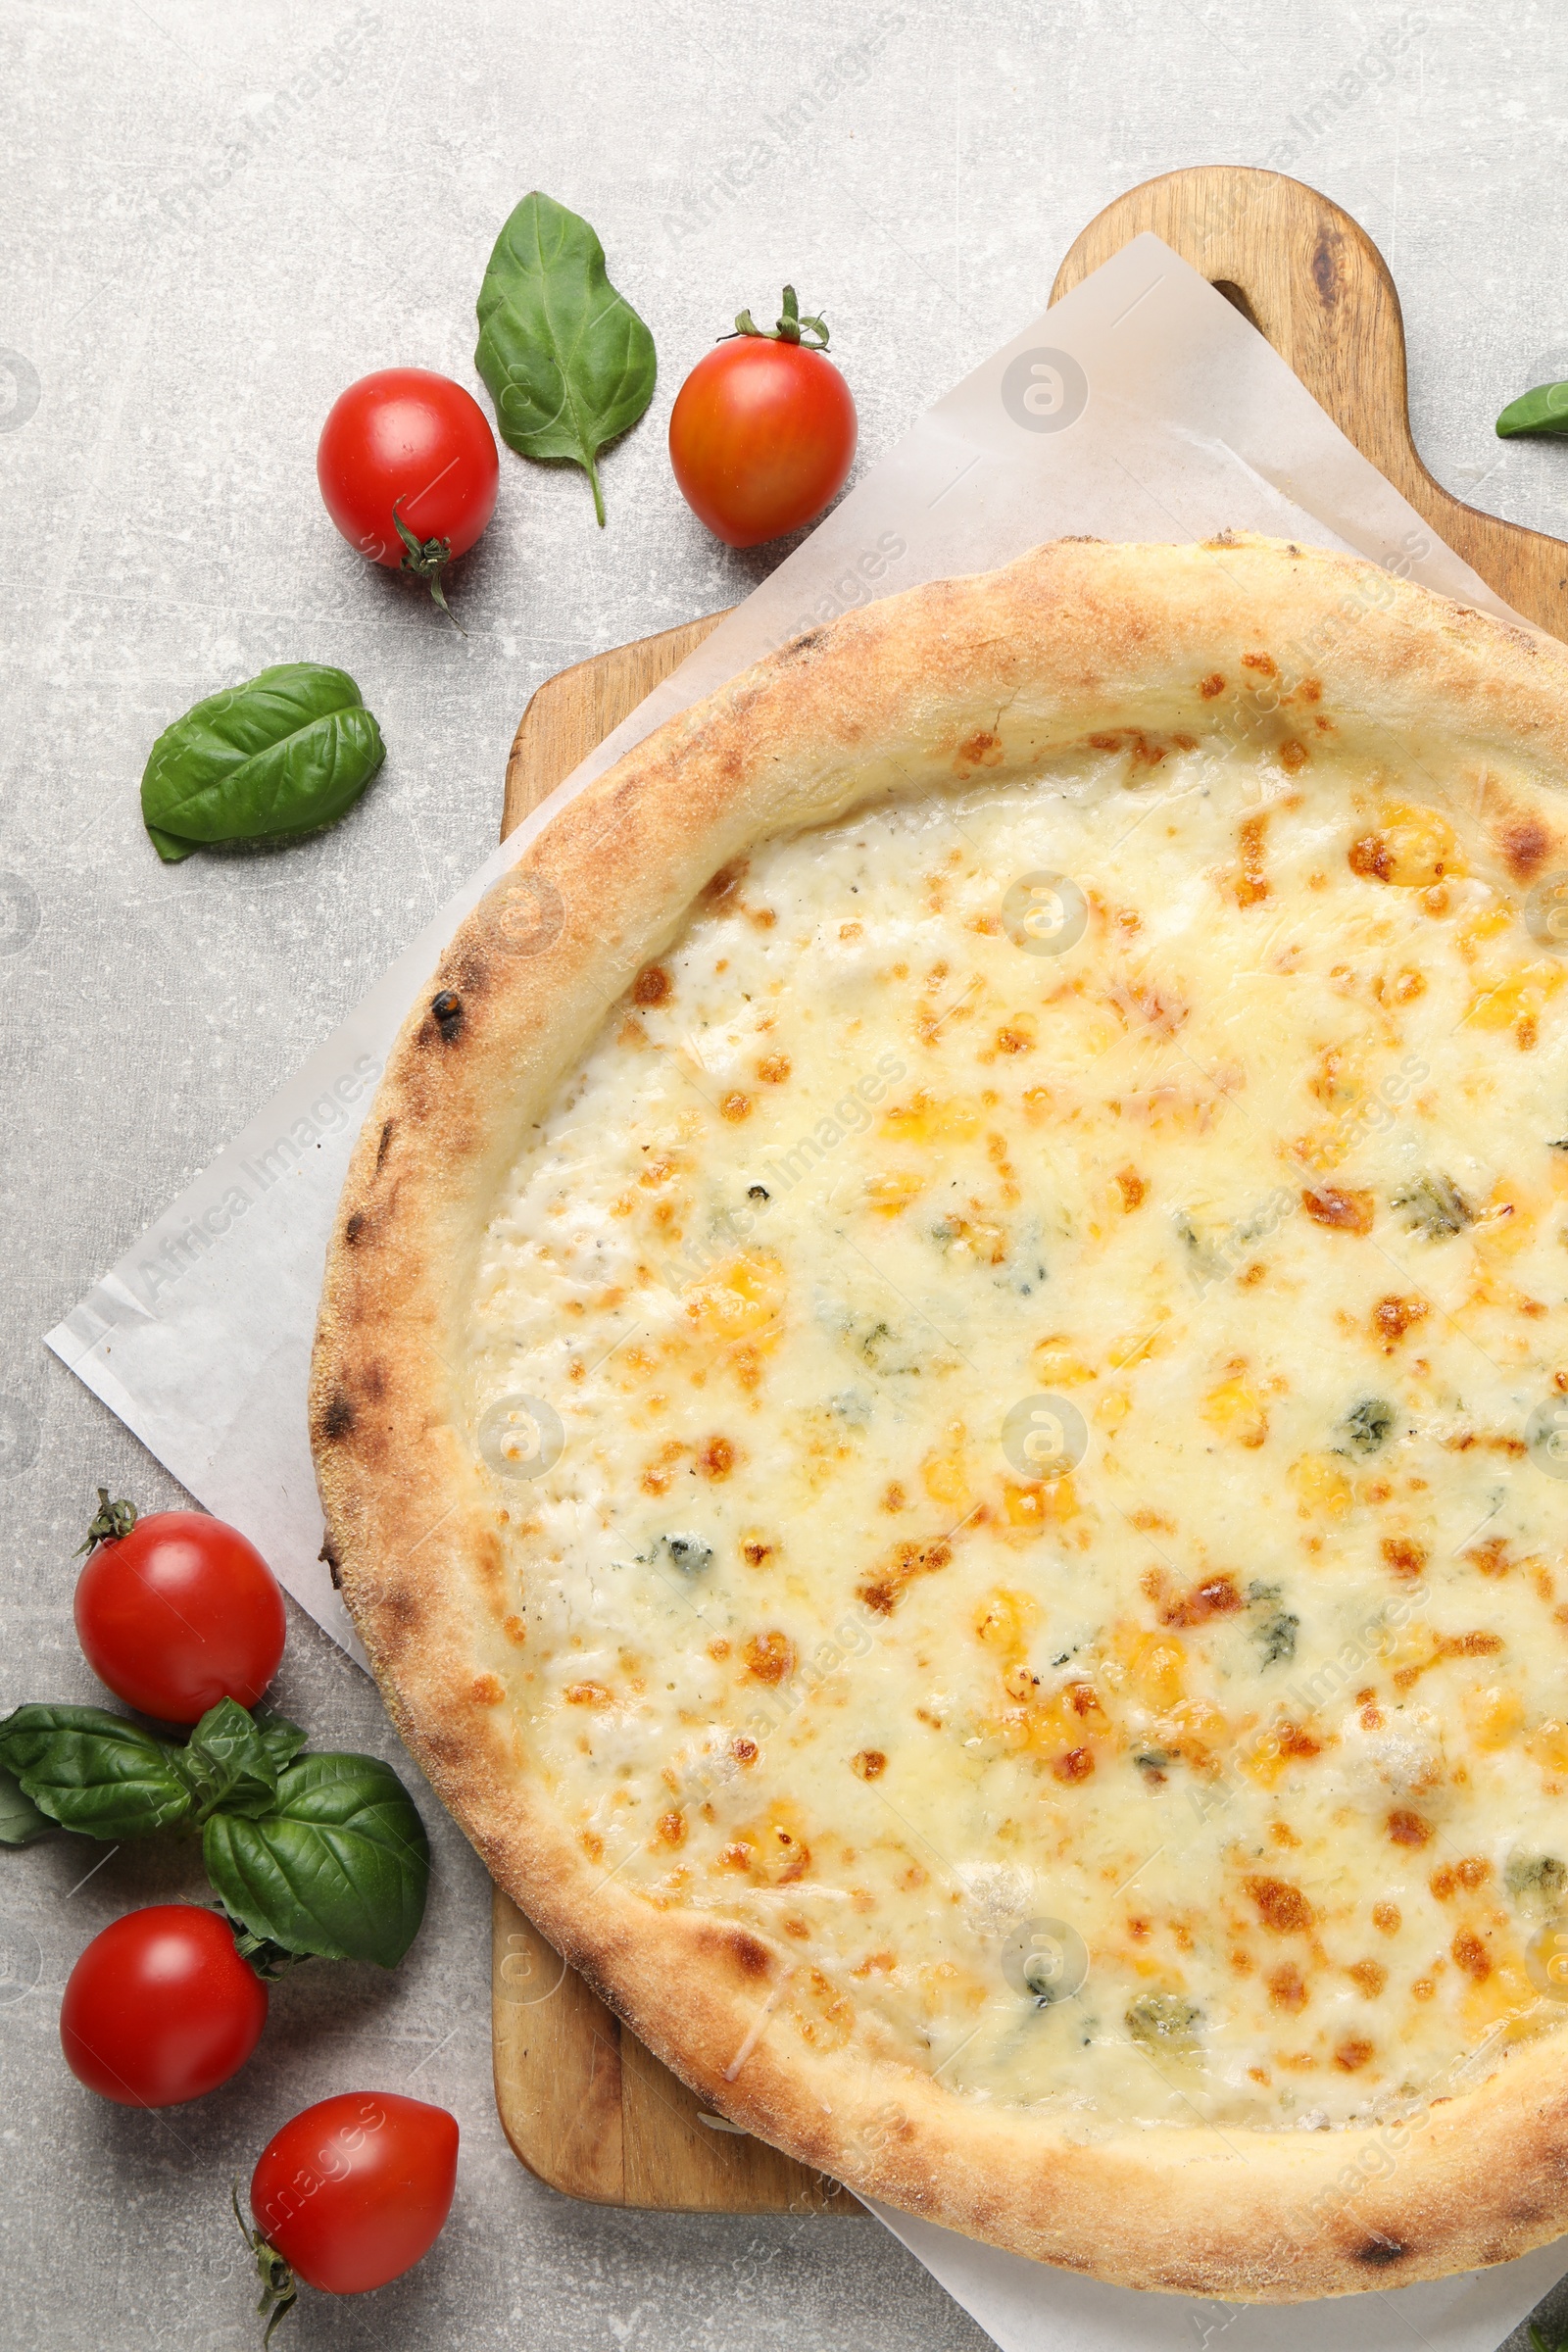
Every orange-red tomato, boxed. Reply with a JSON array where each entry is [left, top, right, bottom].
[[669, 333, 856, 549]]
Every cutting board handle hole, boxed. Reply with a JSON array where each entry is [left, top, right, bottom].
[[1210, 277, 1262, 333]]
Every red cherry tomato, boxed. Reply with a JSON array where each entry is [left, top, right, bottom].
[[668, 289, 856, 549], [249, 2093, 459, 2301], [74, 1495, 285, 1725], [61, 1906, 267, 2107], [317, 368, 499, 610]]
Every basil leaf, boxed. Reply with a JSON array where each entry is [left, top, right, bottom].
[[177, 1698, 279, 1822], [140, 663, 386, 862], [475, 191, 656, 526], [202, 1752, 428, 1968], [145, 821, 194, 861], [1496, 381, 1568, 439], [255, 1714, 308, 1774], [0, 1705, 193, 1838], [0, 1763, 53, 1845]]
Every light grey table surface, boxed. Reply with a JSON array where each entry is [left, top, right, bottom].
[[5, 1, 1568, 2345]]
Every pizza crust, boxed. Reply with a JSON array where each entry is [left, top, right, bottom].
[[312, 534, 1568, 2297]]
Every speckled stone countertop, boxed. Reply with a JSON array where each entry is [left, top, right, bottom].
[[5, 2, 1568, 2343]]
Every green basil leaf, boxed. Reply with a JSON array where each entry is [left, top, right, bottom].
[[1495, 381, 1568, 438], [144, 821, 195, 861], [177, 1698, 279, 1822], [0, 1763, 53, 1845], [140, 663, 386, 860], [202, 1751, 428, 1968], [255, 1714, 308, 1774], [0, 1705, 193, 1838], [475, 191, 656, 526]]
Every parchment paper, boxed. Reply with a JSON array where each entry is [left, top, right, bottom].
[[45, 232, 1562, 2345]]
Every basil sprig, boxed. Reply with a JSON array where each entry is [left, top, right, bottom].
[[475, 191, 657, 526], [0, 1698, 427, 1969], [140, 662, 386, 862], [204, 1753, 428, 1970]]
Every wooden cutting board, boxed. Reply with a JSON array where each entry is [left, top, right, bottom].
[[491, 162, 1568, 2216], [1050, 165, 1568, 639]]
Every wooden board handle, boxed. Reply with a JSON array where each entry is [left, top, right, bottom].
[[1051, 165, 1568, 642]]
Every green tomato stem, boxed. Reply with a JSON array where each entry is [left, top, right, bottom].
[[233, 2182, 298, 2344], [76, 1487, 137, 1555], [720, 284, 831, 351], [391, 499, 466, 630]]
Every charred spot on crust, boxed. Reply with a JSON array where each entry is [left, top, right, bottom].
[[344, 1211, 367, 1247], [375, 1118, 395, 1171], [431, 989, 464, 1041], [362, 1361, 387, 1401], [375, 1585, 423, 1642], [449, 946, 491, 996], [691, 1918, 773, 1981], [1501, 815, 1551, 880], [416, 1719, 464, 1769], [778, 627, 825, 662], [318, 1390, 355, 1442], [318, 1533, 342, 1590], [728, 1929, 771, 1979], [1353, 2233, 1410, 2268]]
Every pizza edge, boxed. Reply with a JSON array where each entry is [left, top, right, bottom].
[[311, 533, 1568, 2298]]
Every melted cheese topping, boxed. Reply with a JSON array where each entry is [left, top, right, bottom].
[[467, 742, 1568, 2136]]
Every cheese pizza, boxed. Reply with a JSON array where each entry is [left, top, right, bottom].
[[313, 535, 1568, 2296]]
